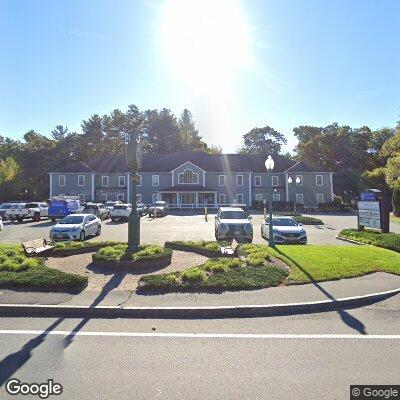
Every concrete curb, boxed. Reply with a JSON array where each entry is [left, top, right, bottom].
[[335, 235, 370, 245], [0, 287, 399, 319]]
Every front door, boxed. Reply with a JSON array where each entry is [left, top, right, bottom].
[[180, 193, 196, 205]]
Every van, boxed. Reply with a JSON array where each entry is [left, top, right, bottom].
[[48, 198, 81, 222]]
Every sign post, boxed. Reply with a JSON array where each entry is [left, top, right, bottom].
[[263, 199, 267, 220], [357, 189, 390, 233]]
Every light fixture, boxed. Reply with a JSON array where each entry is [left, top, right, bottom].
[[265, 155, 274, 171]]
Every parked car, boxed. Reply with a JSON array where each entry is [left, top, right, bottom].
[[48, 198, 81, 222], [104, 200, 122, 211], [82, 203, 110, 220], [110, 203, 132, 222], [5, 202, 48, 222], [0, 202, 17, 221], [50, 214, 101, 241], [215, 206, 253, 243], [261, 216, 307, 244], [137, 203, 148, 216], [148, 201, 168, 217], [230, 203, 250, 216]]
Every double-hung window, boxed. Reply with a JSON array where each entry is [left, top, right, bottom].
[[236, 175, 243, 187], [102, 176, 109, 187], [59, 175, 66, 187], [254, 176, 261, 186], [219, 175, 225, 186], [119, 176, 126, 187], [78, 175, 85, 187], [316, 175, 323, 186], [152, 175, 159, 186]]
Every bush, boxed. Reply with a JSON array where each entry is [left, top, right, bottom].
[[294, 215, 323, 225], [393, 187, 400, 217], [0, 244, 87, 291], [92, 244, 172, 263], [181, 267, 205, 282], [53, 240, 124, 252], [203, 258, 242, 272], [165, 240, 221, 255], [339, 229, 400, 253]]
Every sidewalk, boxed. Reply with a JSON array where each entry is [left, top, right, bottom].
[[1, 272, 399, 308]]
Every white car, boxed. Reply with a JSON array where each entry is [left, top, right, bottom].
[[0, 216, 3, 231], [261, 216, 307, 244], [110, 203, 132, 222], [214, 207, 253, 242], [50, 213, 101, 241]]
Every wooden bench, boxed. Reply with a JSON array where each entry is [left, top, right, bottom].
[[22, 238, 54, 257], [220, 239, 239, 256]]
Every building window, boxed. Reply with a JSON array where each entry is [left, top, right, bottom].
[[295, 175, 303, 186], [254, 176, 261, 186], [137, 194, 142, 203], [102, 176, 109, 187], [273, 193, 281, 202], [316, 175, 323, 186], [137, 174, 142, 186], [59, 175, 65, 187], [219, 175, 225, 186], [236, 175, 243, 186], [272, 176, 279, 187], [119, 176, 126, 187], [317, 194, 324, 204], [100, 193, 107, 201], [219, 193, 226, 204], [236, 194, 244, 203], [117, 193, 124, 201], [78, 175, 85, 187], [255, 194, 262, 201], [295, 193, 304, 204], [152, 193, 159, 202], [152, 175, 159, 186], [178, 169, 198, 184], [78, 193, 85, 201]]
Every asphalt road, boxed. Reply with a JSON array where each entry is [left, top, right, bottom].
[[3, 212, 396, 246], [0, 295, 399, 399]]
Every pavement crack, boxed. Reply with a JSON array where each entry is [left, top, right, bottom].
[[117, 290, 134, 308]]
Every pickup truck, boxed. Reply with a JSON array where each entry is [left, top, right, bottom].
[[6, 202, 49, 222], [214, 206, 253, 243]]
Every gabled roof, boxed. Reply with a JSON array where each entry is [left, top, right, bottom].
[[283, 161, 323, 173], [52, 151, 327, 174]]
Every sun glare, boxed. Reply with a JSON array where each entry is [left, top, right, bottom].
[[159, 0, 253, 93]]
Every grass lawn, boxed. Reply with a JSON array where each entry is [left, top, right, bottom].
[[269, 245, 400, 284], [0, 244, 87, 291], [391, 214, 400, 224]]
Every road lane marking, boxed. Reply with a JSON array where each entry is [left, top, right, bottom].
[[0, 330, 400, 339]]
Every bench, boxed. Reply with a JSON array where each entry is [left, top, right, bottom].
[[220, 239, 239, 256], [22, 238, 54, 257]]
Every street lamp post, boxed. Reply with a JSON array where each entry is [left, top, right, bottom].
[[287, 176, 301, 215], [126, 131, 141, 255], [265, 155, 275, 247]]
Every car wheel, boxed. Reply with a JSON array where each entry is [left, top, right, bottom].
[[96, 225, 101, 236], [111, 217, 116, 222], [79, 230, 85, 241], [260, 227, 265, 239], [33, 213, 41, 222], [51, 218, 56, 223], [17, 217, 23, 223]]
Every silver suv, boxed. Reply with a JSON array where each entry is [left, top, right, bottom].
[[214, 207, 253, 243]]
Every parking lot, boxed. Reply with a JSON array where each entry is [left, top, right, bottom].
[[2, 211, 397, 246]]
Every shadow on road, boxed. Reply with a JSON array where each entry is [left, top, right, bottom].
[[274, 247, 367, 335]]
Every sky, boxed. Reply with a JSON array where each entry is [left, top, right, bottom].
[[1, 0, 400, 153]]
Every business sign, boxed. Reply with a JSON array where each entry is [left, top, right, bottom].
[[360, 192, 377, 202], [358, 201, 381, 230]]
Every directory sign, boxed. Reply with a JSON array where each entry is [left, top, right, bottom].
[[358, 201, 381, 230]]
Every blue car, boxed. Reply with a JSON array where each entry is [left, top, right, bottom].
[[48, 198, 81, 222]]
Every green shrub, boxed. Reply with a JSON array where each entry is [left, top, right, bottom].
[[294, 216, 323, 225], [339, 229, 400, 253], [181, 267, 205, 282], [165, 240, 221, 254], [203, 258, 242, 272], [54, 240, 124, 252], [92, 244, 171, 262]]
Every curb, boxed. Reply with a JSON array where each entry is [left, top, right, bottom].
[[0, 288, 399, 319], [335, 236, 373, 246]]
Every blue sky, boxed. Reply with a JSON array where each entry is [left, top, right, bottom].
[[1, 0, 399, 153]]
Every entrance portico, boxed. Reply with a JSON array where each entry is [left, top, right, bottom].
[[158, 185, 217, 208]]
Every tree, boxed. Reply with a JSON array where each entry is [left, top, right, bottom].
[[239, 126, 287, 154], [0, 157, 19, 185], [392, 187, 400, 217], [205, 144, 222, 154], [178, 109, 206, 151]]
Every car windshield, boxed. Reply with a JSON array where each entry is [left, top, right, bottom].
[[155, 202, 164, 206], [220, 211, 246, 219], [84, 204, 99, 210], [105, 202, 116, 206], [267, 218, 299, 226], [114, 205, 129, 210], [0, 203, 13, 209], [59, 215, 84, 224], [25, 203, 38, 208]]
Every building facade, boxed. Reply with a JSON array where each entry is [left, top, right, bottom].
[[49, 151, 334, 208]]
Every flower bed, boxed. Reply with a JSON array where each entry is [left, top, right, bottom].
[[0, 244, 87, 292], [92, 244, 172, 270], [52, 240, 125, 256], [139, 244, 288, 292], [164, 240, 222, 257]]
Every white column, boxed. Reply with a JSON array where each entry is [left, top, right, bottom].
[[49, 173, 53, 198], [91, 173, 95, 201], [126, 172, 130, 203], [285, 173, 289, 201], [248, 172, 252, 207], [195, 193, 199, 207], [330, 172, 334, 201]]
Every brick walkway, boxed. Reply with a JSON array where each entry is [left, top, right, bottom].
[[46, 250, 208, 291]]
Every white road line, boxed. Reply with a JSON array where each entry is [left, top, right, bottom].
[[0, 330, 399, 340]]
